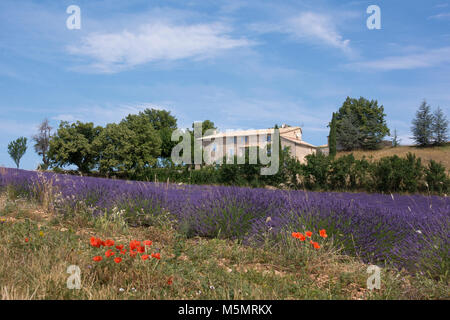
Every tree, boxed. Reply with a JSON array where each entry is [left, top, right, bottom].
[[32, 119, 52, 170], [143, 109, 178, 158], [336, 113, 362, 151], [411, 100, 434, 147], [328, 112, 337, 157], [432, 106, 448, 145], [189, 120, 217, 165], [48, 121, 103, 173], [8, 137, 27, 169], [95, 113, 161, 175], [392, 129, 401, 147], [335, 97, 390, 150]]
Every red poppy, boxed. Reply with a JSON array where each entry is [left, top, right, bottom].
[[116, 244, 124, 250], [291, 232, 300, 239], [90, 237, 102, 248], [319, 229, 327, 238], [130, 240, 140, 250], [105, 249, 115, 257], [137, 246, 146, 253], [25, 237, 29, 243], [312, 242, 321, 249], [141, 254, 149, 261], [167, 277, 173, 285], [130, 251, 137, 258], [114, 257, 122, 263], [120, 250, 126, 255], [105, 239, 115, 247], [93, 256, 102, 262], [305, 231, 312, 238], [299, 234, 306, 241], [151, 253, 161, 260], [144, 240, 152, 246]]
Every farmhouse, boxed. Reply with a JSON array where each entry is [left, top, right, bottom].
[[197, 124, 328, 164]]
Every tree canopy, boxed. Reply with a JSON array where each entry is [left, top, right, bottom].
[[335, 97, 390, 150], [8, 137, 27, 169]]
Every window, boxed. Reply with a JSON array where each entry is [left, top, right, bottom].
[[267, 134, 271, 142]]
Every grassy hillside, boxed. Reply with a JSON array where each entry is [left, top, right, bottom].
[[337, 145, 450, 172], [0, 193, 448, 300]]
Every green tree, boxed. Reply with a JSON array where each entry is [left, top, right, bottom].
[[143, 109, 178, 158], [328, 112, 337, 157], [411, 100, 434, 147], [336, 113, 362, 151], [32, 119, 52, 170], [95, 113, 161, 175], [335, 97, 390, 150], [7, 137, 27, 169], [432, 106, 448, 145], [48, 121, 103, 173]]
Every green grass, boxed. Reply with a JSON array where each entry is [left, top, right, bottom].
[[0, 193, 448, 300]]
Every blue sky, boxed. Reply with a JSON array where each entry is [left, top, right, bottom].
[[1, 0, 449, 170]]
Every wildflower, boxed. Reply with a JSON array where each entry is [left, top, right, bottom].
[[114, 257, 122, 263], [120, 250, 127, 255], [119, 288, 125, 292], [319, 229, 327, 238], [105, 249, 115, 257], [25, 237, 29, 243], [105, 239, 115, 247], [167, 277, 173, 285], [90, 237, 102, 248], [144, 240, 152, 246], [141, 254, 149, 261], [305, 231, 312, 238], [291, 232, 300, 239], [116, 244, 124, 250], [39, 231, 44, 237], [137, 246, 146, 253], [130, 251, 137, 258], [130, 240, 140, 250], [151, 252, 161, 260], [209, 285, 215, 290], [311, 242, 320, 249], [416, 230, 422, 234], [131, 288, 137, 292], [298, 234, 306, 241], [93, 256, 102, 262]]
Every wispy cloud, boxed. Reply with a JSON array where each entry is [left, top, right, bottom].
[[428, 12, 450, 19], [67, 22, 252, 73], [250, 11, 352, 54], [346, 47, 450, 71]]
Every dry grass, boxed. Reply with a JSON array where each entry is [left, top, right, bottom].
[[0, 193, 447, 300], [337, 145, 450, 172]]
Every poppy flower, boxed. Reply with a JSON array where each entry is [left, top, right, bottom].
[[120, 250, 127, 255], [141, 254, 149, 261], [114, 257, 122, 263], [144, 240, 152, 246], [167, 277, 173, 285], [137, 246, 146, 253], [25, 237, 29, 243], [305, 231, 312, 238], [299, 234, 306, 241], [130, 251, 137, 258], [116, 244, 124, 250], [130, 240, 140, 250], [151, 253, 161, 260], [291, 232, 300, 239], [90, 237, 102, 248], [105, 239, 115, 247], [105, 249, 115, 257], [312, 242, 321, 249], [319, 229, 327, 238], [93, 256, 102, 262]]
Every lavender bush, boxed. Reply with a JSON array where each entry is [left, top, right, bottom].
[[0, 168, 448, 276]]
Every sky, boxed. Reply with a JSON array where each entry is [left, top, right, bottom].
[[0, 0, 449, 170]]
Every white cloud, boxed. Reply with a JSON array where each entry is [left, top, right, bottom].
[[286, 12, 351, 52], [250, 12, 352, 53], [428, 12, 450, 19], [67, 22, 252, 73], [347, 47, 450, 71]]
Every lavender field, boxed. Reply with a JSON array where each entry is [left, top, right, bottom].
[[1, 167, 448, 277]]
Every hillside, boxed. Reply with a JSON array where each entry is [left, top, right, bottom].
[[337, 145, 450, 172]]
